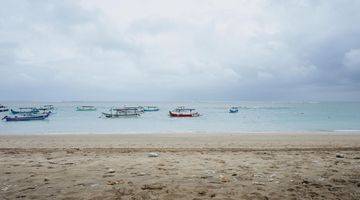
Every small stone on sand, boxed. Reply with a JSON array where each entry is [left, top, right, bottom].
[[147, 152, 159, 157]]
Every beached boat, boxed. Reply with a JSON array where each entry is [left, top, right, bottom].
[[229, 107, 239, 113], [11, 107, 39, 115], [169, 106, 200, 117], [76, 106, 96, 111], [0, 105, 9, 112], [2, 112, 50, 122], [102, 107, 141, 118], [143, 106, 159, 112]]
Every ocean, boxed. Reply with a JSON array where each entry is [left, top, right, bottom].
[[0, 101, 359, 134]]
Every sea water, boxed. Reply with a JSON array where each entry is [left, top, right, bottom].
[[0, 101, 359, 134]]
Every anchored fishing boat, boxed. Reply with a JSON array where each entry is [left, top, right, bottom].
[[169, 106, 200, 117], [76, 106, 96, 111], [0, 105, 9, 112], [102, 107, 142, 118], [143, 106, 159, 112], [229, 107, 239, 113], [2, 112, 50, 122], [11, 107, 39, 115]]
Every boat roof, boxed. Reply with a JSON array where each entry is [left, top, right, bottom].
[[113, 107, 139, 111], [174, 107, 196, 111]]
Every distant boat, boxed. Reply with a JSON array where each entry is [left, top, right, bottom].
[[102, 107, 141, 118], [76, 106, 96, 111], [229, 107, 239, 113], [143, 106, 159, 112], [169, 106, 200, 117], [2, 112, 50, 122], [11, 107, 39, 115], [38, 105, 54, 111], [0, 105, 9, 112]]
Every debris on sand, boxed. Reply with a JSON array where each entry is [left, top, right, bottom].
[[141, 183, 165, 190], [336, 154, 344, 158], [147, 152, 159, 157]]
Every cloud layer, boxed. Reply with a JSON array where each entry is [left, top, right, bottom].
[[1, 0, 360, 101]]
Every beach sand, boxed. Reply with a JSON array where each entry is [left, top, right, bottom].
[[1, 133, 360, 200]]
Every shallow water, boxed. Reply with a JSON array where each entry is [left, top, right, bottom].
[[0, 101, 359, 134]]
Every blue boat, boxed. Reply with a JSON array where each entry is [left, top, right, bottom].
[[2, 112, 50, 122], [229, 107, 239, 113], [11, 107, 39, 115], [143, 106, 160, 112]]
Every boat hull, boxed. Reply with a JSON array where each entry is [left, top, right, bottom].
[[169, 111, 200, 117], [102, 112, 140, 118], [143, 108, 159, 112], [3, 113, 50, 121]]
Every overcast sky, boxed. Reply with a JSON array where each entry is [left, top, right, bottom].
[[0, 0, 360, 101]]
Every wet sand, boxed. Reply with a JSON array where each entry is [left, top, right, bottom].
[[1, 133, 360, 200]]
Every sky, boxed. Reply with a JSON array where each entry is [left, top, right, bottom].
[[0, 0, 360, 101]]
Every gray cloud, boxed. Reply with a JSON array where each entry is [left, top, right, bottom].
[[0, 0, 360, 101]]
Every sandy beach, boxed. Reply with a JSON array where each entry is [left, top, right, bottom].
[[1, 133, 360, 200]]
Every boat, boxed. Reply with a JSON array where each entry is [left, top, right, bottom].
[[11, 107, 39, 115], [143, 106, 159, 112], [2, 112, 50, 122], [76, 106, 96, 111], [169, 106, 200, 117], [229, 107, 239, 113], [102, 107, 142, 118], [38, 105, 54, 111], [0, 105, 9, 112]]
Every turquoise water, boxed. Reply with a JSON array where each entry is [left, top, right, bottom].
[[0, 101, 360, 134]]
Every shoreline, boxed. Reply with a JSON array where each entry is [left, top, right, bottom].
[[1, 132, 360, 149]]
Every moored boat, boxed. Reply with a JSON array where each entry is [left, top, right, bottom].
[[229, 107, 239, 113], [38, 105, 55, 111], [2, 112, 50, 121], [102, 107, 141, 118], [169, 106, 200, 117], [143, 106, 159, 112], [11, 107, 39, 115], [0, 105, 9, 112], [76, 106, 96, 111]]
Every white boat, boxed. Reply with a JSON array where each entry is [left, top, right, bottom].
[[102, 107, 142, 118]]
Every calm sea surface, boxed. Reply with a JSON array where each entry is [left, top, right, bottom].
[[0, 101, 360, 134]]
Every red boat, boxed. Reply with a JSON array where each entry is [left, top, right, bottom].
[[169, 107, 200, 117]]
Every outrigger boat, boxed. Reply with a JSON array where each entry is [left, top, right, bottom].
[[229, 107, 239, 113], [169, 106, 200, 117], [11, 107, 39, 115], [76, 106, 96, 111], [0, 105, 9, 112], [102, 107, 142, 118], [2, 112, 50, 122], [143, 106, 159, 112]]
